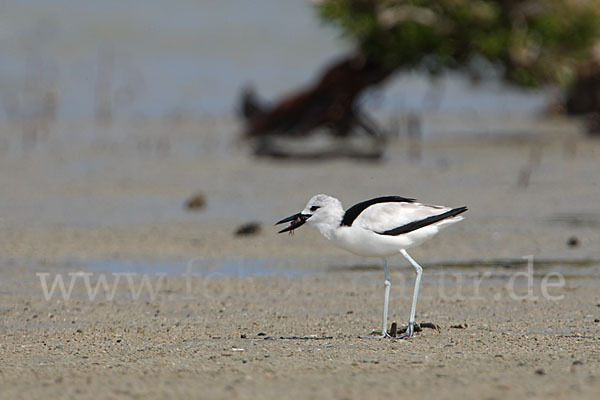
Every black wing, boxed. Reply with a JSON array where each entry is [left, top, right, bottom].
[[378, 206, 467, 236], [340, 196, 415, 227]]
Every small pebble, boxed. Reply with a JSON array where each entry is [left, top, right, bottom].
[[535, 369, 545, 375], [567, 236, 579, 248], [235, 222, 261, 236], [185, 192, 206, 210]]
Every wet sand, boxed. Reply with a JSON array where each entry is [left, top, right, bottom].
[[1, 267, 600, 399], [1, 116, 600, 399]]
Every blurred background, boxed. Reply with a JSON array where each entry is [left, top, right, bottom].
[[0, 0, 599, 271], [1, 0, 556, 128], [1, 0, 350, 121]]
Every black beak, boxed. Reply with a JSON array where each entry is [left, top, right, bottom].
[[276, 212, 311, 233]]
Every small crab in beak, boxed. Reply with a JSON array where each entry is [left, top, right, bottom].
[[275, 212, 311, 234]]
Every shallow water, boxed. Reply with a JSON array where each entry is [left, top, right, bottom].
[[1, 256, 312, 278], [5, 255, 599, 281]]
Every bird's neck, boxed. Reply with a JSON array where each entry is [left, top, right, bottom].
[[312, 209, 344, 241]]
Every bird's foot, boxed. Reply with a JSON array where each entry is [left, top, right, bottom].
[[362, 331, 395, 339], [364, 322, 439, 339], [363, 330, 392, 339], [394, 321, 440, 339], [396, 321, 415, 339]]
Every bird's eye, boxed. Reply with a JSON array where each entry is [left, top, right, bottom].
[[310, 206, 320, 212]]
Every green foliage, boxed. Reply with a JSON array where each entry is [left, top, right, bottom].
[[317, 0, 600, 87]]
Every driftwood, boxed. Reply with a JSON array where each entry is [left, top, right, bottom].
[[239, 54, 393, 158]]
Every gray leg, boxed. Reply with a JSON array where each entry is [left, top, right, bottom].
[[362, 258, 392, 339], [381, 258, 391, 337], [398, 249, 423, 339]]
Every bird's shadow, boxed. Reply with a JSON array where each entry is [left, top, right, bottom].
[[370, 321, 441, 338]]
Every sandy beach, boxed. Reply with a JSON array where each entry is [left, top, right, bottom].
[[1, 116, 600, 399]]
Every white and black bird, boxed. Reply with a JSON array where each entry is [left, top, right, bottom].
[[276, 194, 467, 339]]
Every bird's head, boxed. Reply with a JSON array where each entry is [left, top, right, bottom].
[[276, 194, 343, 234]]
